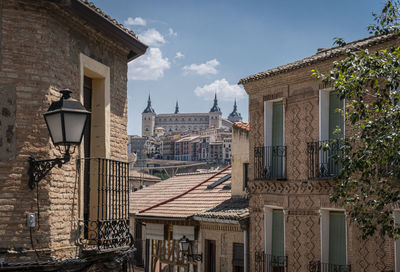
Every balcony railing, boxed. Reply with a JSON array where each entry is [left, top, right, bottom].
[[254, 146, 287, 180], [255, 251, 288, 272], [308, 261, 351, 272], [307, 140, 343, 179], [77, 158, 133, 251]]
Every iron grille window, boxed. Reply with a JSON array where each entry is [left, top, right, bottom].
[[78, 157, 132, 250], [255, 251, 288, 272], [308, 261, 351, 272], [254, 146, 287, 180], [307, 140, 343, 179]]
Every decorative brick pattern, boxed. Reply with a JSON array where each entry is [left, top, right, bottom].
[[243, 35, 400, 271]]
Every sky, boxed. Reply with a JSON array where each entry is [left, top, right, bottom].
[[92, 0, 384, 136]]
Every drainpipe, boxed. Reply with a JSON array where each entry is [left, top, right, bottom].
[[244, 228, 248, 272]]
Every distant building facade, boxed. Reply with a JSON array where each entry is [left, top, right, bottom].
[[142, 94, 242, 137]]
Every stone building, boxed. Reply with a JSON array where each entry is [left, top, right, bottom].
[[0, 0, 146, 270], [239, 34, 400, 272], [142, 94, 241, 137], [130, 165, 250, 272]]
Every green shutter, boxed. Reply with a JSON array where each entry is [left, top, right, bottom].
[[272, 102, 284, 146], [329, 92, 344, 140], [271, 210, 284, 257], [271, 102, 284, 177], [329, 212, 346, 266]]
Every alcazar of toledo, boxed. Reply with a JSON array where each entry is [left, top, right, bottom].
[[142, 94, 243, 136]]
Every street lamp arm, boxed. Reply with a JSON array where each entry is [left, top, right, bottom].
[[28, 149, 71, 189]]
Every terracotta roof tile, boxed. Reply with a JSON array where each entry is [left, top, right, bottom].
[[130, 167, 232, 219], [239, 34, 399, 85], [233, 122, 250, 131], [129, 170, 161, 181]]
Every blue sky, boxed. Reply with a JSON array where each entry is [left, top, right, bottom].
[[92, 0, 384, 136]]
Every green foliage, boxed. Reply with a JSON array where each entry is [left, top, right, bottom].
[[313, 1, 400, 239]]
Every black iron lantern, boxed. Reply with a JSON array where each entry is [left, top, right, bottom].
[[179, 236, 202, 262], [28, 89, 90, 189], [44, 89, 89, 147], [179, 236, 190, 254]]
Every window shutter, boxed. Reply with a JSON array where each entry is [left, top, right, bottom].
[[272, 102, 284, 146], [329, 92, 344, 139], [329, 212, 346, 265], [272, 209, 284, 257]]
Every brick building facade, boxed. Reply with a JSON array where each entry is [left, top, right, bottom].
[[240, 34, 400, 272], [0, 0, 146, 270]]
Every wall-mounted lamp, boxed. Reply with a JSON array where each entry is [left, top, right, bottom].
[[28, 89, 90, 189], [179, 236, 202, 262]]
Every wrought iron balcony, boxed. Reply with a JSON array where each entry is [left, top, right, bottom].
[[77, 158, 133, 251], [308, 261, 351, 272], [255, 251, 288, 272], [307, 140, 343, 179], [254, 146, 287, 180]]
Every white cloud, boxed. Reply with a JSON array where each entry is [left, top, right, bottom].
[[128, 48, 170, 80], [174, 52, 184, 59], [168, 27, 178, 37], [124, 17, 146, 26], [183, 59, 219, 75], [139, 28, 166, 46], [194, 79, 245, 101]]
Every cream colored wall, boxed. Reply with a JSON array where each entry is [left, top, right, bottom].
[[198, 222, 244, 272], [232, 126, 249, 197]]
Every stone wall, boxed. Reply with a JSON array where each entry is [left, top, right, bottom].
[[0, 0, 130, 263], [243, 36, 400, 272]]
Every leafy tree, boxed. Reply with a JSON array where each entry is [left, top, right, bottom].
[[313, 0, 400, 239]]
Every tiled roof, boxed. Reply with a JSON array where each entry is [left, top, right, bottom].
[[130, 167, 232, 219], [77, 0, 139, 40], [239, 34, 399, 85], [194, 197, 249, 221], [129, 170, 161, 181], [233, 122, 250, 131]]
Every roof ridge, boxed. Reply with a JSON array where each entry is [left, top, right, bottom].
[[77, 0, 139, 40], [138, 165, 231, 214], [239, 33, 399, 85]]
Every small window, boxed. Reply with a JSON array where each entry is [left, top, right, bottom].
[[243, 163, 249, 190], [232, 243, 244, 272]]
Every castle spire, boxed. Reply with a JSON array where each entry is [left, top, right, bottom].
[[210, 93, 221, 113], [228, 98, 242, 122], [175, 100, 179, 114], [142, 94, 155, 114]]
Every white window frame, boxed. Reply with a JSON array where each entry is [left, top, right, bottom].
[[319, 88, 345, 141], [264, 99, 285, 147], [320, 208, 348, 265], [264, 205, 285, 256]]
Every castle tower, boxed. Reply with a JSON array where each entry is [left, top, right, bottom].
[[174, 100, 179, 114], [209, 93, 222, 129], [228, 99, 242, 123], [142, 94, 156, 137]]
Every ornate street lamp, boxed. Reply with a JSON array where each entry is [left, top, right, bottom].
[[179, 236, 202, 262], [28, 89, 90, 189]]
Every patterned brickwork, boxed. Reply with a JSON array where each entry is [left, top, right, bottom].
[[243, 36, 400, 272]]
